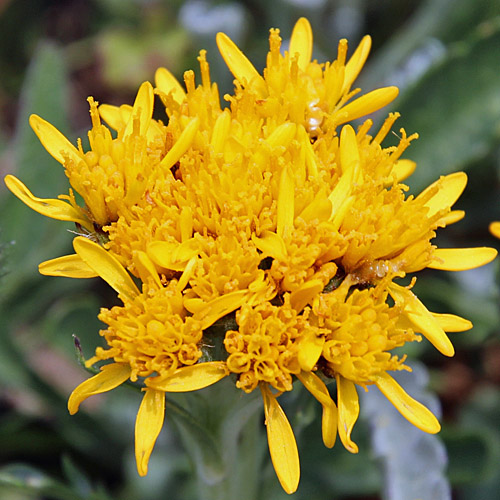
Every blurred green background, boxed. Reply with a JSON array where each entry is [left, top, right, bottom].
[[1, 1, 500, 499]]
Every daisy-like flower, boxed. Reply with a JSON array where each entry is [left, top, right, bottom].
[[4, 16, 498, 496]]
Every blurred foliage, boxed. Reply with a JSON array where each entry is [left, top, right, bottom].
[[1, 1, 500, 499]]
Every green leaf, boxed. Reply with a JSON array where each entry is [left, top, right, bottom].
[[394, 21, 500, 191], [0, 41, 74, 305]]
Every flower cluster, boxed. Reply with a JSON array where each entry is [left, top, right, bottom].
[[5, 18, 497, 494]]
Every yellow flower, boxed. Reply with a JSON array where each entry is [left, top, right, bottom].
[[217, 17, 398, 137], [66, 236, 229, 476], [4, 15, 499, 496]]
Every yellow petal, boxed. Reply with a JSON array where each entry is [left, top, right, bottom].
[[159, 117, 200, 170], [298, 188, 332, 223], [68, 363, 131, 414], [39, 254, 98, 278], [135, 389, 165, 476], [4, 175, 92, 231], [387, 159, 416, 185], [29, 114, 82, 165], [298, 371, 337, 448], [297, 329, 325, 371], [373, 372, 441, 434], [145, 362, 229, 392], [98, 104, 125, 131], [290, 279, 324, 312], [155, 67, 187, 105], [195, 290, 249, 329], [490, 221, 500, 239], [420, 172, 467, 217], [260, 384, 300, 494], [177, 256, 198, 292], [440, 209, 465, 226], [134, 251, 162, 289], [210, 109, 232, 154], [339, 124, 360, 174], [389, 283, 454, 356], [338, 87, 399, 125], [147, 239, 199, 271], [428, 247, 497, 271], [277, 166, 295, 240], [73, 236, 140, 301], [266, 122, 297, 148], [216, 32, 266, 94], [289, 17, 313, 70], [124, 81, 154, 139], [336, 375, 359, 454], [432, 313, 472, 332], [251, 231, 287, 261], [343, 35, 371, 94]]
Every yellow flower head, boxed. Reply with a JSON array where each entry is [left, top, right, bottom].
[[4, 16, 499, 496]]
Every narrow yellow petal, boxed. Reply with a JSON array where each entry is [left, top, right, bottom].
[[251, 231, 287, 261], [4, 175, 92, 231], [177, 256, 198, 291], [68, 363, 131, 414], [432, 313, 472, 332], [329, 126, 359, 223], [342, 35, 371, 94], [440, 210, 465, 226], [373, 372, 441, 434], [134, 251, 162, 289], [39, 254, 98, 278], [490, 221, 500, 239], [277, 166, 295, 240], [260, 385, 300, 494], [428, 247, 497, 271], [216, 32, 266, 94], [336, 375, 359, 454], [290, 279, 324, 312], [339, 124, 359, 174], [29, 114, 82, 165], [386, 159, 416, 185], [389, 283, 454, 356], [266, 122, 297, 148], [135, 389, 165, 476], [210, 109, 232, 154], [159, 117, 200, 170], [298, 188, 332, 223], [289, 17, 313, 70], [124, 81, 154, 139], [145, 362, 229, 392], [73, 236, 140, 301], [297, 329, 325, 371], [98, 104, 125, 131], [195, 290, 249, 329], [155, 67, 187, 105], [420, 172, 467, 217], [298, 371, 337, 448], [147, 239, 199, 271], [338, 87, 399, 125]]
